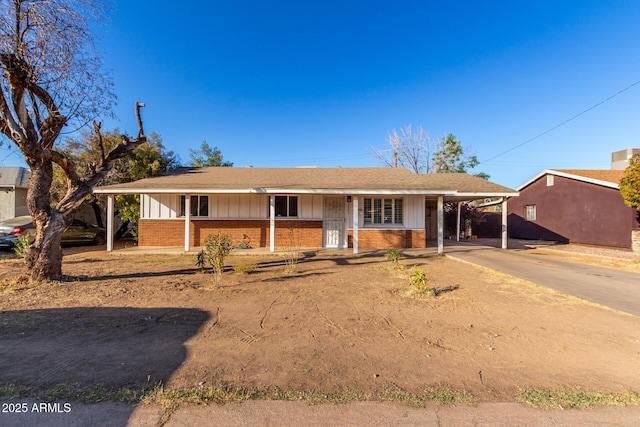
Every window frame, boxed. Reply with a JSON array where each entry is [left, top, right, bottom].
[[272, 195, 299, 218], [525, 204, 537, 221], [363, 197, 403, 226], [179, 195, 209, 217]]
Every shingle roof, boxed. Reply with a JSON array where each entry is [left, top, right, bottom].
[[94, 167, 517, 197], [554, 169, 624, 185], [518, 169, 625, 191], [0, 167, 30, 188]]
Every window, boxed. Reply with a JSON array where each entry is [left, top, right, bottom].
[[525, 204, 536, 221], [364, 198, 403, 225], [273, 196, 298, 217], [180, 195, 209, 217]]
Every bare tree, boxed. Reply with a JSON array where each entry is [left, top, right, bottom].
[[372, 125, 487, 178], [371, 125, 435, 173], [0, 0, 146, 281]]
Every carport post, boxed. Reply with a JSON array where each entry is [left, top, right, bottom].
[[456, 201, 462, 242], [269, 195, 275, 252], [501, 198, 508, 249], [352, 196, 359, 254], [184, 194, 191, 252], [437, 195, 444, 255], [106, 194, 114, 252]]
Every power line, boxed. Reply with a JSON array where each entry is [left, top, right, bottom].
[[480, 79, 640, 165]]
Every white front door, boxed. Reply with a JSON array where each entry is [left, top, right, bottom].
[[324, 196, 346, 248]]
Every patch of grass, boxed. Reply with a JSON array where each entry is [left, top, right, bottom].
[[144, 383, 259, 405], [0, 382, 160, 403], [0, 382, 474, 407], [232, 261, 256, 274], [0, 275, 30, 294], [516, 387, 640, 409], [377, 384, 475, 407]]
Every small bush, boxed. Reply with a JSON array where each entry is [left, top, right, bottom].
[[12, 233, 30, 258], [233, 262, 255, 274], [196, 232, 233, 286], [386, 249, 400, 268], [283, 228, 302, 274], [409, 265, 429, 294]]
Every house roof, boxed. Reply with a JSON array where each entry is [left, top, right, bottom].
[[0, 166, 30, 189], [94, 167, 518, 200], [518, 169, 624, 191]]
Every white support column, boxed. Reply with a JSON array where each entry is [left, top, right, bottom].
[[106, 194, 114, 252], [501, 198, 508, 249], [456, 201, 462, 242], [437, 195, 444, 255], [352, 196, 359, 254], [269, 195, 275, 252], [184, 194, 191, 252]]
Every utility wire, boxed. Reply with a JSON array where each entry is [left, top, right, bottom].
[[480, 79, 640, 165]]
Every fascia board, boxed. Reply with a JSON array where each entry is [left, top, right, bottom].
[[517, 169, 620, 191], [94, 188, 462, 196]]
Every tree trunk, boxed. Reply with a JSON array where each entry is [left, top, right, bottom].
[[90, 199, 104, 228], [24, 162, 68, 282], [115, 220, 130, 240], [25, 226, 65, 281]]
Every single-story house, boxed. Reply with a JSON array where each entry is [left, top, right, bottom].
[[507, 169, 639, 250], [0, 166, 30, 222], [94, 167, 518, 254]]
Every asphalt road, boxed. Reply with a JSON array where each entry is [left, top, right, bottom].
[[444, 241, 640, 317]]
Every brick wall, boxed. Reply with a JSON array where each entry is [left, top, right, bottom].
[[347, 229, 426, 249], [138, 220, 185, 246], [138, 219, 323, 248]]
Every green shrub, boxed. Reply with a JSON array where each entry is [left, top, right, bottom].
[[409, 265, 429, 294], [12, 233, 31, 258], [386, 249, 400, 268], [233, 261, 255, 274], [196, 232, 233, 285]]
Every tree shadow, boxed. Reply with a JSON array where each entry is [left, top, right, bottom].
[[0, 307, 209, 425]]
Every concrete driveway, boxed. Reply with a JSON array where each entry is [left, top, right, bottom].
[[444, 241, 640, 317]]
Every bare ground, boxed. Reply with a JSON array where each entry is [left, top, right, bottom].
[[1, 247, 639, 403]]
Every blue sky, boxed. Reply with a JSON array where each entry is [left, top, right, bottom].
[[2, 1, 640, 189]]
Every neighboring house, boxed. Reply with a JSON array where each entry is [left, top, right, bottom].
[[507, 169, 639, 249], [94, 167, 518, 253], [0, 166, 30, 222]]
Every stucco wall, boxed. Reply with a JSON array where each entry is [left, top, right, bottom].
[[508, 174, 638, 248], [0, 188, 28, 222]]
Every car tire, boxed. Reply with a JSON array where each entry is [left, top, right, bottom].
[[94, 233, 106, 245]]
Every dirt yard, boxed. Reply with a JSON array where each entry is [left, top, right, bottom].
[[1, 247, 639, 403]]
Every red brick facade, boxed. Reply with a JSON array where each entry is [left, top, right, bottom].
[[138, 219, 323, 248], [348, 229, 426, 249], [139, 220, 427, 249]]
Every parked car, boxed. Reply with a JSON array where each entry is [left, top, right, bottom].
[[0, 216, 106, 249]]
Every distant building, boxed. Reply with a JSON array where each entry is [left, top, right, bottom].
[[508, 167, 638, 250], [0, 166, 30, 222], [611, 148, 640, 170]]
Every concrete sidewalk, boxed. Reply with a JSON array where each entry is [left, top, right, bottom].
[[444, 240, 640, 317], [3, 399, 640, 426]]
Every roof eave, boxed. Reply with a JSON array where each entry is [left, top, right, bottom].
[[94, 187, 464, 195], [518, 169, 620, 190]]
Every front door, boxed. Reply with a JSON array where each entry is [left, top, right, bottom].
[[324, 196, 346, 248]]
